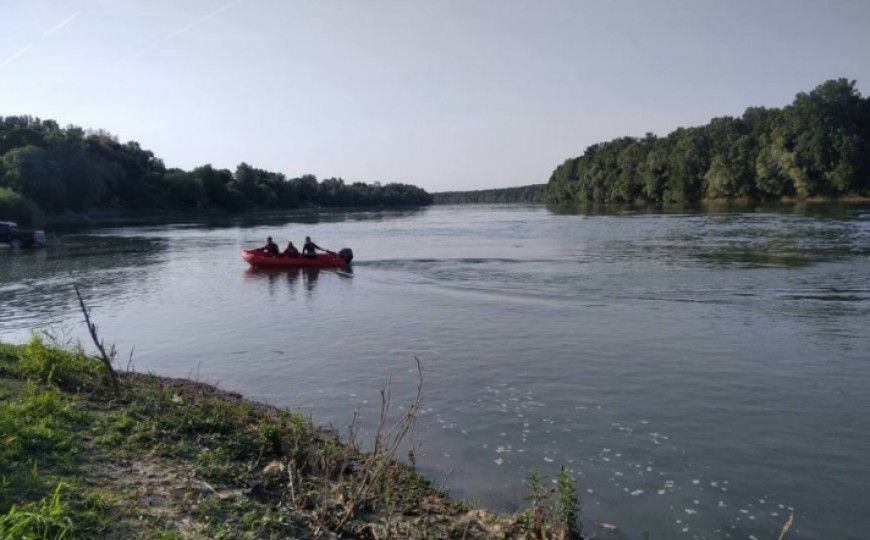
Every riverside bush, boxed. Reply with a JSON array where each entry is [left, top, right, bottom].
[[17, 335, 101, 389]]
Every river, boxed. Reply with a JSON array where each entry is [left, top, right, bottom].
[[2, 203, 869, 540]]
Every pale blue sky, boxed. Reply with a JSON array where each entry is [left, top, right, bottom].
[[1, 0, 869, 191]]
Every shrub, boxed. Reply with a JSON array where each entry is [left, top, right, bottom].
[[0, 187, 44, 227], [18, 335, 101, 389]]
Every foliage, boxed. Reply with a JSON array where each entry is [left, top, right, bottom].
[[522, 468, 549, 538], [0, 483, 109, 540], [557, 466, 583, 540], [1, 340, 438, 539], [0, 187, 44, 226], [433, 184, 546, 204], [1, 145, 65, 212], [0, 382, 84, 508], [0, 116, 432, 225], [12, 335, 102, 390], [546, 79, 870, 204], [515, 467, 583, 540], [3, 338, 582, 539]]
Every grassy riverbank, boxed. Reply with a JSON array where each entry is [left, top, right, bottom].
[[0, 337, 585, 540]]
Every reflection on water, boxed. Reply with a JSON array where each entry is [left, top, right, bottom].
[[0, 235, 167, 331], [243, 267, 328, 298], [243, 267, 355, 299], [547, 200, 870, 219], [2, 203, 870, 540], [51, 207, 431, 231]]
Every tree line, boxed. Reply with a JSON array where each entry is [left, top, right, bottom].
[[0, 116, 432, 225], [433, 184, 545, 204], [545, 79, 870, 205]]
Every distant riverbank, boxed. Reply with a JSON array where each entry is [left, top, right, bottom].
[[44, 204, 431, 229], [432, 184, 870, 208], [546, 79, 870, 206], [0, 115, 433, 229], [432, 184, 545, 204]]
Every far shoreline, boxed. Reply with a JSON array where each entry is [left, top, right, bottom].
[[44, 203, 433, 229], [25, 196, 870, 233]]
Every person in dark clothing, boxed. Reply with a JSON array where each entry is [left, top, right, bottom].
[[302, 236, 325, 258], [283, 241, 300, 258], [261, 237, 280, 257]]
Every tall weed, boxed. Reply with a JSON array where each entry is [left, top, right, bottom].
[[0, 383, 83, 508], [0, 483, 107, 540], [18, 336, 100, 389]]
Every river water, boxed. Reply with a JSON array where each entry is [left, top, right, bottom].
[[2, 204, 869, 540]]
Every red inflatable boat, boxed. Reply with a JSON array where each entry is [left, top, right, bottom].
[[242, 249, 352, 269]]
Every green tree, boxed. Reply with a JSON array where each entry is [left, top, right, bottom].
[[1, 145, 66, 211], [165, 170, 204, 209], [0, 186, 44, 225], [546, 78, 870, 204], [0, 115, 432, 216]]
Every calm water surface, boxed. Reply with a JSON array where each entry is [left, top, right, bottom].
[[2, 204, 869, 540]]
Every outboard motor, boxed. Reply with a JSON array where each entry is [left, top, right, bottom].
[[338, 248, 354, 264]]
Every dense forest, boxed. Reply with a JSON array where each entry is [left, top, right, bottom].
[[546, 79, 870, 205], [433, 184, 545, 204], [0, 117, 432, 225]]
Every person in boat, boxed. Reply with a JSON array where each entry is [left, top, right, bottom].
[[283, 241, 300, 258], [260, 237, 280, 257], [302, 236, 325, 258]]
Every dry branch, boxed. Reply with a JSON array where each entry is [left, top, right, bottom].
[[74, 283, 120, 394], [778, 512, 794, 540], [336, 357, 424, 531]]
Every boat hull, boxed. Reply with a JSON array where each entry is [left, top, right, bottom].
[[242, 250, 350, 269]]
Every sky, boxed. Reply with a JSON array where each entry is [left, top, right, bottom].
[[1, 1, 869, 192]]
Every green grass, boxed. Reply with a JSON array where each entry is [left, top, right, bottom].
[[146, 532, 187, 540], [0, 336, 112, 539], [0, 382, 86, 507], [0, 335, 591, 539], [0, 336, 458, 538], [0, 336, 100, 390], [0, 483, 109, 540]]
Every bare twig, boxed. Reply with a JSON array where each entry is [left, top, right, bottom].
[[336, 357, 424, 531], [199, 479, 220, 495], [125, 345, 136, 374], [74, 283, 120, 393], [341, 408, 361, 479], [437, 466, 454, 495], [287, 461, 296, 505], [461, 516, 475, 540], [383, 504, 396, 540], [778, 512, 794, 540]]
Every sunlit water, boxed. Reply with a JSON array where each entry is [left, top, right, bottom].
[[2, 204, 869, 540]]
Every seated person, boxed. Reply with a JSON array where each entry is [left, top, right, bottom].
[[302, 236, 324, 258], [283, 241, 300, 257], [261, 236, 280, 257]]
